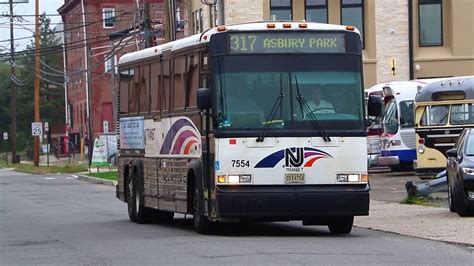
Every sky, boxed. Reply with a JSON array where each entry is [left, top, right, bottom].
[[0, 0, 64, 52]]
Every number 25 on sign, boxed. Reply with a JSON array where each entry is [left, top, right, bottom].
[[31, 122, 43, 136]]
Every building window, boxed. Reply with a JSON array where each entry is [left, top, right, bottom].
[[419, 0, 442, 46], [105, 55, 117, 73], [102, 8, 115, 28], [341, 0, 364, 47], [193, 8, 203, 34], [305, 0, 328, 23], [270, 0, 292, 20]]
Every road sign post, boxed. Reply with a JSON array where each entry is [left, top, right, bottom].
[[3, 132, 7, 165], [44, 122, 49, 167], [31, 122, 43, 166]]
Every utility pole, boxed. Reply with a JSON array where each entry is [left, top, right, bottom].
[[33, 0, 41, 167], [9, 0, 16, 164], [164, 0, 176, 42], [164, 0, 171, 42], [144, 2, 152, 48], [86, 46, 93, 167], [169, 0, 176, 41]]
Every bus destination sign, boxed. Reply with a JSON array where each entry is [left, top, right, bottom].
[[228, 32, 345, 54]]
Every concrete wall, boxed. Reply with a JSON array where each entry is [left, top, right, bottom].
[[375, 0, 410, 83]]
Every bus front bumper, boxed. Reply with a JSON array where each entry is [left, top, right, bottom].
[[378, 155, 399, 166], [215, 184, 369, 220], [415, 167, 445, 179]]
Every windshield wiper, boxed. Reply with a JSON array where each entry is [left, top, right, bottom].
[[294, 75, 331, 142], [257, 74, 285, 142]]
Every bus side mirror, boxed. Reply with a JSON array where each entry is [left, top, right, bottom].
[[197, 88, 211, 110], [368, 95, 383, 117]]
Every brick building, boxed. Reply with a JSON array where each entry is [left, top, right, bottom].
[[58, 0, 189, 146], [189, 0, 474, 88]]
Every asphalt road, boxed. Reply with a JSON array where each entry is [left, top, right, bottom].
[[1, 169, 473, 265]]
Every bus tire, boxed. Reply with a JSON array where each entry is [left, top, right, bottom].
[[453, 182, 474, 217], [328, 216, 354, 234], [126, 171, 137, 222], [128, 168, 154, 224], [192, 185, 212, 234]]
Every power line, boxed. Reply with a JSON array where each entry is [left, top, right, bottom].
[[0, 12, 134, 43]]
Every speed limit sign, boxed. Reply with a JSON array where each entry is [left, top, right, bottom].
[[31, 122, 43, 136]]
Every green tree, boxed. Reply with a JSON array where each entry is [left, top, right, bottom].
[[8, 13, 65, 152], [0, 63, 11, 152]]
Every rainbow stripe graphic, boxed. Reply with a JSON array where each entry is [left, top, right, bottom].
[[160, 118, 201, 155]]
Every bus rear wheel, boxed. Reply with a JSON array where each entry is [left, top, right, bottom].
[[328, 216, 354, 235], [127, 172, 154, 224]]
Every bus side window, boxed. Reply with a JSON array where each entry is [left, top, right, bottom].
[[119, 69, 130, 115], [162, 60, 171, 114], [139, 64, 150, 114], [173, 57, 186, 112], [150, 63, 161, 114], [186, 55, 199, 109], [129, 67, 139, 114]]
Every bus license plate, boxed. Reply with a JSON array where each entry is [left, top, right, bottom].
[[285, 173, 305, 184]]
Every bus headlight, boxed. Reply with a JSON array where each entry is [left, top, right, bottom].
[[462, 168, 474, 175], [418, 145, 425, 154]]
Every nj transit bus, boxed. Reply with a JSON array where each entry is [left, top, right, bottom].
[[378, 80, 442, 171], [415, 76, 474, 179], [116, 21, 382, 234]]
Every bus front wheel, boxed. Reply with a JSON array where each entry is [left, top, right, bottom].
[[328, 216, 354, 234], [193, 186, 212, 234]]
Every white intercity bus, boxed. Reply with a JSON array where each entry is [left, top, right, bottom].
[[116, 21, 381, 234]]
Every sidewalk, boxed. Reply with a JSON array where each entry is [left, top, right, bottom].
[[355, 200, 474, 246]]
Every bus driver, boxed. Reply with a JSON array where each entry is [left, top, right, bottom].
[[307, 89, 335, 114]]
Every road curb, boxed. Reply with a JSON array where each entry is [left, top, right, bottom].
[[76, 174, 117, 187]]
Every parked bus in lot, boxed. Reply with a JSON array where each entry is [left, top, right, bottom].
[[378, 80, 442, 171], [365, 85, 384, 167], [116, 21, 381, 234], [415, 76, 474, 179]]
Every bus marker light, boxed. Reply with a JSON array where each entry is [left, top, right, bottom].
[[267, 23, 276, 28], [283, 23, 291, 28], [229, 139, 236, 145], [418, 138, 425, 144], [218, 175, 226, 183], [228, 175, 240, 183], [346, 25, 355, 31], [299, 23, 307, 28], [217, 26, 226, 32], [361, 174, 369, 183]]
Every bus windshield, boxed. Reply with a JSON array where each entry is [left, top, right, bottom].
[[382, 99, 398, 134], [399, 100, 415, 128], [213, 54, 364, 133]]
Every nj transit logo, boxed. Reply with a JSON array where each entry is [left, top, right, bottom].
[[254, 147, 332, 168]]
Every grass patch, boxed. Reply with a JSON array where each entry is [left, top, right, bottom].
[[0, 161, 88, 174], [88, 171, 118, 181], [401, 195, 445, 207]]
